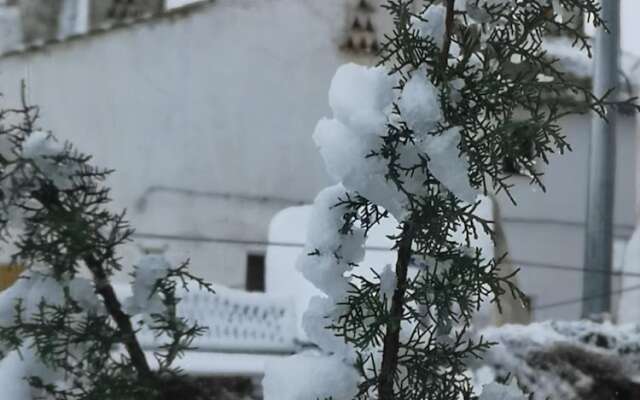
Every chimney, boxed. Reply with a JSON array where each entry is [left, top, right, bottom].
[[19, 0, 65, 43], [89, 0, 164, 28]]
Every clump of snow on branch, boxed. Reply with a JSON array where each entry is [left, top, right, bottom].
[[328, 63, 394, 134], [398, 67, 476, 203], [315, 64, 410, 217], [21, 131, 73, 189], [302, 185, 365, 270], [263, 185, 366, 399], [0, 345, 59, 400], [315, 63, 476, 217], [22, 131, 64, 161], [2, 131, 74, 228], [420, 126, 476, 202], [0, 269, 102, 400], [399, 69, 442, 135], [0, 269, 101, 326], [302, 296, 353, 357], [125, 254, 172, 315], [297, 187, 365, 295], [411, 4, 447, 48]]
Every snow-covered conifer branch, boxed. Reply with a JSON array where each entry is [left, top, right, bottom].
[[0, 85, 214, 400]]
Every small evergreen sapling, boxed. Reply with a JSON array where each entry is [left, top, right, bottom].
[[264, 1, 637, 399], [0, 85, 213, 400]]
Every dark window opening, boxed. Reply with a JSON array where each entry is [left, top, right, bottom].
[[246, 254, 265, 292]]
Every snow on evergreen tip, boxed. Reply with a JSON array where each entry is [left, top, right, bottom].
[[125, 254, 172, 315], [411, 4, 447, 49], [315, 62, 478, 217], [328, 63, 394, 135], [0, 269, 103, 328]]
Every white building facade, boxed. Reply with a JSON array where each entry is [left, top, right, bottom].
[[0, 0, 634, 321]]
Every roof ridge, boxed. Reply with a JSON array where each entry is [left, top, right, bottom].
[[0, 0, 215, 59]]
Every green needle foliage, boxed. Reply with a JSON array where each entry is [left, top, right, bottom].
[[321, 1, 638, 399], [0, 85, 213, 400]]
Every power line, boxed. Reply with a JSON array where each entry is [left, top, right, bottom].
[[510, 259, 640, 278], [132, 232, 640, 278], [135, 185, 307, 212], [502, 215, 633, 236], [534, 284, 640, 311], [132, 232, 345, 249], [133, 232, 640, 313], [133, 186, 636, 235]]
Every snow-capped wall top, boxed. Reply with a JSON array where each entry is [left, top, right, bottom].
[[543, 37, 640, 93]]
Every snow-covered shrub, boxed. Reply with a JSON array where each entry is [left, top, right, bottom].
[[478, 321, 640, 400], [264, 1, 635, 400], [0, 88, 213, 400]]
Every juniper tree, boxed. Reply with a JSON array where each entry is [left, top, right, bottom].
[[264, 1, 637, 400], [0, 85, 213, 400]]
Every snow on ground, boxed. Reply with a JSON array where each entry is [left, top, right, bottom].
[[478, 320, 640, 399]]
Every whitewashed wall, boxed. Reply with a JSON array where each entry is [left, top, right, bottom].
[[0, 0, 355, 288], [498, 114, 637, 320], [0, 5, 21, 52]]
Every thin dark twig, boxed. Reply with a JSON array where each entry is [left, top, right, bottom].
[[441, 0, 455, 65], [378, 223, 414, 400]]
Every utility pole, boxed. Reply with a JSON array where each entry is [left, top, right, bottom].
[[582, 0, 620, 319]]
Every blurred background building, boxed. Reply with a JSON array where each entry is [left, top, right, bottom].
[[0, 0, 636, 323]]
